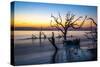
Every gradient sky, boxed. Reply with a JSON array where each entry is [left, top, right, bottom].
[[11, 1, 97, 28]]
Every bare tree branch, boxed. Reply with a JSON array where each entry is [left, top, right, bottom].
[[51, 14, 65, 30], [50, 20, 64, 34], [50, 12, 87, 40], [71, 16, 87, 29], [87, 18, 97, 26], [58, 12, 62, 23], [71, 16, 83, 24]]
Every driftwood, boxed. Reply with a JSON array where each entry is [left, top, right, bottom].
[[48, 32, 58, 63]]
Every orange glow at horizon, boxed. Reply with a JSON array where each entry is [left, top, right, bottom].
[[13, 14, 51, 28], [13, 14, 96, 28], [13, 21, 96, 28]]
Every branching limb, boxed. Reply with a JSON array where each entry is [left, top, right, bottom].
[[51, 13, 65, 30], [50, 20, 64, 34], [87, 18, 97, 26], [71, 16, 87, 29]]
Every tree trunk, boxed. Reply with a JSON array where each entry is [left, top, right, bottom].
[[63, 31, 67, 41], [48, 32, 58, 63], [39, 32, 42, 46]]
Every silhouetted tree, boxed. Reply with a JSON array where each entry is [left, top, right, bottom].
[[85, 18, 97, 42], [48, 32, 58, 63], [50, 12, 87, 41], [85, 18, 97, 60]]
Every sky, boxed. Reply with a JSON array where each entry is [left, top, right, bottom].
[[11, 1, 97, 30]]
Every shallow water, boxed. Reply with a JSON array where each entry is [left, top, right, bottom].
[[13, 31, 97, 65]]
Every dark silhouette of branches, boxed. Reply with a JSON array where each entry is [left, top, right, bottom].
[[48, 32, 58, 63], [85, 18, 97, 42], [87, 18, 97, 26], [50, 12, 87, 40]]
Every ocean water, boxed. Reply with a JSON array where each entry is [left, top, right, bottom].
[[13, 31, 97, 65]]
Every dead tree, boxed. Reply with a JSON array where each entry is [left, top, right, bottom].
[[48, 32, 58, 63], [85, 18, 97, 60], [85, 18, 97, 42], [50, 12, 87, 41]]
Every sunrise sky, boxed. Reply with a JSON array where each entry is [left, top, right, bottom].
[[11, 1, 97, 30]]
